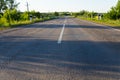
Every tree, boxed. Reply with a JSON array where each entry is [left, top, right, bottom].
[[116, 0, 120, 19], [3, 9, 11, 25], [54, 12, 59, 16], [106, 0, 120, 20], [4, 0, 20, 25], [79, 10, 87, 15], [0, 0, 7, 12], [108, 7, 117, 20], [35, 12, 41, 18], [20, 12, 29, 20], [10, 9, 20, 21], [6, 0, 19, 10]]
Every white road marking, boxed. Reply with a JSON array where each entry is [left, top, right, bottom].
[[58, 18, 66, 44], [113, 28, 120, 32]]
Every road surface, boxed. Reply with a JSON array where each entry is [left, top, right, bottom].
[[0, 17, 120, 80]]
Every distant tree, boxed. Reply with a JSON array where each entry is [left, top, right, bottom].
[[35, 12, 41, 18], [54, 12, 59, 16], [72, 12, 79, 17], [89, 12, 97, 18], [79, 10, 87, 15]]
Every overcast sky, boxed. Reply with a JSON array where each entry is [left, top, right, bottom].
[[16, 0, 118, 12]]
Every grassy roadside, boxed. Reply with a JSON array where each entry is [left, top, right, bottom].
[[0, 17, 57, 31], [77, 16, 120, 29]]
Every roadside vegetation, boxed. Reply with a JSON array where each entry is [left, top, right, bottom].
[[0, 0, 59, 30], [72, 0, 120, 28], [0, 0, 120, 30]]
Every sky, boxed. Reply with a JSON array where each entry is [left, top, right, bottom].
[[16, 0, 118, 13]]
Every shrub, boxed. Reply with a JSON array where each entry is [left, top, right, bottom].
[[0, 17, 9, 27]]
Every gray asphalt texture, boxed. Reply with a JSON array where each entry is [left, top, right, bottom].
[[0, 17, 120, 80]]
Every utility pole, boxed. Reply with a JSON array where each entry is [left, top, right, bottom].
[[26, 2, 30, 20], [26, 2, 29, 13]]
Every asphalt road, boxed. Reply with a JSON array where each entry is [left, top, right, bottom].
[[0, 17, 120, 80]]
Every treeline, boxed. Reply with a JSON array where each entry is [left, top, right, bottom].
[[73, 0, 120, 20], [72, 10, 98, 19], [0, 0, 58, 27]]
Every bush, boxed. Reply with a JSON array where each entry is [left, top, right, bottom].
[[20, 12, 29, 20], [0, 17, 9, 27]]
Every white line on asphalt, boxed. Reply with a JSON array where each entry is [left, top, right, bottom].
[[57, 18, 66, 44], [113, 28, 120, 32]]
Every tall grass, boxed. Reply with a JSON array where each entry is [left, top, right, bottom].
[[0, 17, 56, 31], [78, 16, 120, 27], [0, 17, 10, 30]]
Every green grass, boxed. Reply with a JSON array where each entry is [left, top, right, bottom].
[[0, 20, 33, 30], [0, 17, 56, 31], [77, 16, 120, 28]]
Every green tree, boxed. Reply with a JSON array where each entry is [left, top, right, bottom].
[[6, 0, 19, 10], [108, 7, 117, 20], [107, 0, 120, 20], [10, 9, 20, 21], [116, 0, 120, 19], [3, 9, 11, 25], [4, 0, 20, 25], [35, 12, 41, 18], [0, 0, 7, 12], [54, 12, 59, 16], [20, 12, 29, 20]]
